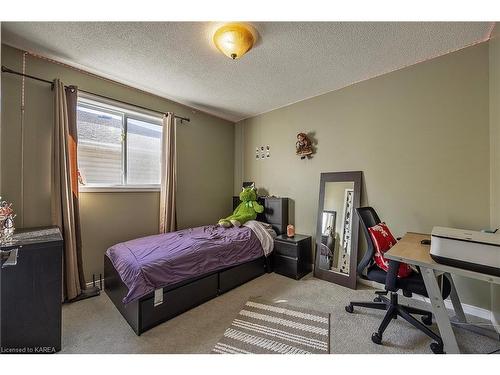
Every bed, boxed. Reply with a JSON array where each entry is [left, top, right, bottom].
[[104, 196, 288, 335]]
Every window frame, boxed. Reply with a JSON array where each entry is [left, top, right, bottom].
[[77, 93, 163, 193]]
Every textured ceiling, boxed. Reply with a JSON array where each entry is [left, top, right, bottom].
[[1, 22, 493, 122]]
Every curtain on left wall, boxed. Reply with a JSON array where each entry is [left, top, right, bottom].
[[159, 112, 177, 233], [52, 80, 85, 301]]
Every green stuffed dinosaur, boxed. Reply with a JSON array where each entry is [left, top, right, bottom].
[[218, 187, 264, 228]]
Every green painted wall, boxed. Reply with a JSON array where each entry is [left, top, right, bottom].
[[0, 44, 235, 282], [235, 43, 492, 309], [489, 25, 500, 324], [490, 26, 500, 230]]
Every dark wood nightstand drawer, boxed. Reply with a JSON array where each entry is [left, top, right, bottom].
[[273, 254, 298, 279], [274, 241, 298, 258], [272, 234, 312, 280]]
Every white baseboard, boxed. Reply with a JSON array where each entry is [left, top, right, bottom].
[[413, 294, 492, 321], [357, 277, 492, 321], [86, 279, 103, 290]]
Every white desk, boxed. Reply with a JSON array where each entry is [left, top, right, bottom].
[[385, 232, 500, 354]]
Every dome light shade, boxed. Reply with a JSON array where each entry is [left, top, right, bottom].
[[213, 24, 255, 60]]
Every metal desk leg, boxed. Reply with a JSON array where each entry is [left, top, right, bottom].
[[492, 284, 500, 334], [445, 272, 467, 323], [421, 267, 460, 354], [446, 274, 500, 341]]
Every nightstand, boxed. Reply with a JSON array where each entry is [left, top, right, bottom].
[[273, 234, 312, 280]]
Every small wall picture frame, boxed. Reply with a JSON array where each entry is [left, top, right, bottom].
[[255, 145, 271, 160]]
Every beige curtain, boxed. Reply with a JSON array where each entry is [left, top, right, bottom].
[[159, 113, 177, 233], [52, 80, 84, 301]]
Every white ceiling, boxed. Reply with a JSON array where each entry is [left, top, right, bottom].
[[1, 22, 493, 122]]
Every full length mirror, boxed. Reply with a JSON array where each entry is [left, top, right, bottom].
[[314, 172, 362, 289]]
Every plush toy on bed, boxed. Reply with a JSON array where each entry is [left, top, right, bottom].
[[218, 186, 264, 228]]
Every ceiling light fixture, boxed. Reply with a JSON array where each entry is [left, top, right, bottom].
[[213, 24, 255, 60]]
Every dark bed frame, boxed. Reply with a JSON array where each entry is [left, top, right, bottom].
[[104, 196, 288, 335]]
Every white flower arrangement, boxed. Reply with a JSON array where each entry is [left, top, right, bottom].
[[0, 197, 16, 244]]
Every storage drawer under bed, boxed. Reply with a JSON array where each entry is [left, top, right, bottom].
[[140, 273, 218, 332], [219, 257, 267, 293], [105, 255, 268, 335]]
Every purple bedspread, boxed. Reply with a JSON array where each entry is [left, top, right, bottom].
[[106, 225, 264, 304]]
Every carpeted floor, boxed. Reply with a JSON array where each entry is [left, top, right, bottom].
[[61, 273, 500, 354]]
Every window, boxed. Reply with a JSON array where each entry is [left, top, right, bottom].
[[77, 96, 162, 191]]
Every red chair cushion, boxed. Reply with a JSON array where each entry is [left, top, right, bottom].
[[368, 223, 412, 278]]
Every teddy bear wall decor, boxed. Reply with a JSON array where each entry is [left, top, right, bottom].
[[296, 132, 314, 159]]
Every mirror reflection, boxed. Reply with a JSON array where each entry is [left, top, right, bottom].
[[318, 181, 355, 276]]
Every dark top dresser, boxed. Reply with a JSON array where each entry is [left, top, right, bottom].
[[273, 234, 312, 280], [0, 227, 63, 354]]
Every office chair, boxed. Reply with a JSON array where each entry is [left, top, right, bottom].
[[345, 207, 451, 354]]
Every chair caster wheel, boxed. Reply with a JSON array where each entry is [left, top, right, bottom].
[[345, 305, 354, 313], [421, 315, 433, 326], [371, 332, 382, 345], [374, 297, 382, 302], [430, 342, 444, 354]]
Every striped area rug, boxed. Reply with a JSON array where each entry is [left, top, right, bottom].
[[212, 298, 330, 354]]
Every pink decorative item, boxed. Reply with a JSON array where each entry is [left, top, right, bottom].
[[287, 224, 295, 238]]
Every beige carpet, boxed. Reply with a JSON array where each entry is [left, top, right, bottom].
[[61, 273, 500, 354]]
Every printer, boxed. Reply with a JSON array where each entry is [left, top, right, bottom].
[[430, 227, 500, 277]]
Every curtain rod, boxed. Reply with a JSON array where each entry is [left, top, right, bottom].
[[1, 65, 190, 123]]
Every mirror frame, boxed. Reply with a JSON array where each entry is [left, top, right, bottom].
[[313, 171, 362, 289]]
